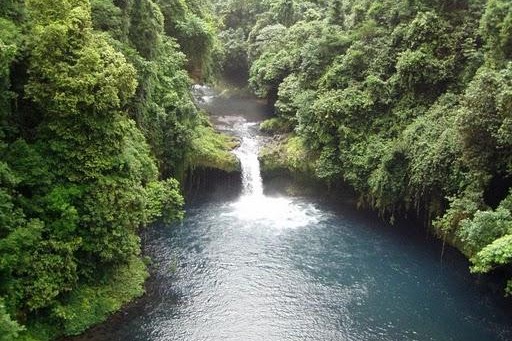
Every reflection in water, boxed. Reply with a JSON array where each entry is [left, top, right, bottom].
[[68, 85, 512, 341]]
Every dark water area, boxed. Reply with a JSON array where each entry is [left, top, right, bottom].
[[68, 86, 512, 341]]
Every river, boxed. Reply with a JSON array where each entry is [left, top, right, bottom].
[[71, 86, 512, 341]]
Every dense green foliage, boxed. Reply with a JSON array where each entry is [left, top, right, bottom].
[[214, 0, 512, 294], [0, 0, 234, 338], [2, 0, 511, 336]]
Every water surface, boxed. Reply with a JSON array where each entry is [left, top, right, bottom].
[[71, 86, 512, 341]]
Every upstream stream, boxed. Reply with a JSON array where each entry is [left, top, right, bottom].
[[72, 86, 512, 341]]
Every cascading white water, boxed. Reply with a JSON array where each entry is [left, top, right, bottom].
[[229, 120, 321, 228], [191, 84, 217, 104], [233, 122, 264, 197], [191, 83, 320, 228]]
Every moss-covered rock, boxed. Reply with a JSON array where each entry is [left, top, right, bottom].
[[188, 122, 240, 173], [259, 117, 293, 134], [259, 134, 315, 178]]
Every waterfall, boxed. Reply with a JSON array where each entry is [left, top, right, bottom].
[[190, 83, 320, 228], [229, 121, 320, 228], [233, 122, 264, 197], [191, 84, 265, 198]]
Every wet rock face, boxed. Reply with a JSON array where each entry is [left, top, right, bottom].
[[184, 166, 242, 204]]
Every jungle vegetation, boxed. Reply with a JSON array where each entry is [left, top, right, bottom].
[[2, 0, 512, 339], [0, 0, 236, 339], [213, 0, 512, 296]]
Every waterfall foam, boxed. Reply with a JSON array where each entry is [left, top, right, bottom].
[[229, 121, 321, 228]]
